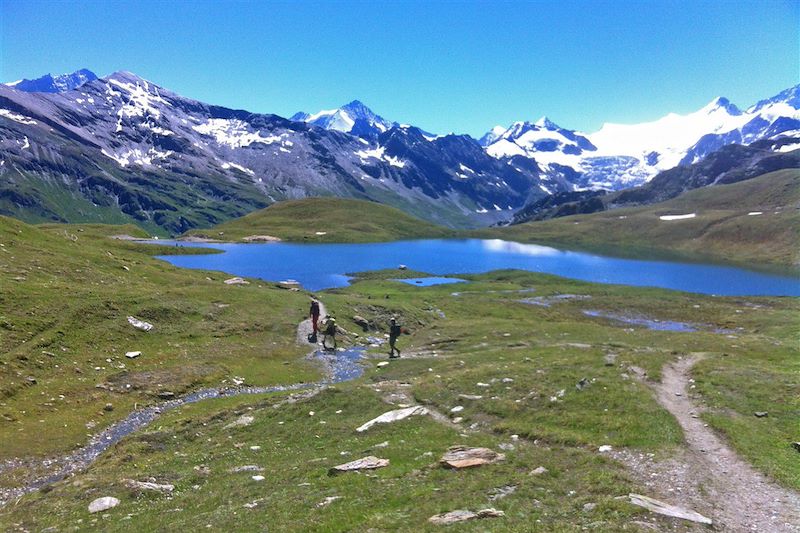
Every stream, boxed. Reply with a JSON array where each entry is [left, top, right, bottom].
[[0, 347, 365, 506]]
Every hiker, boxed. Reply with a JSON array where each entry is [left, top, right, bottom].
[[388, 317, 402, 358], [308, 299, 321, 342], [321, 315, 337, 351]]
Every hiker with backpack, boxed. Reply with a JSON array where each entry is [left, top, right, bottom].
[[308, 298, 321, 343], [321, 315, 337, 351], [388, 317, 402, 358]]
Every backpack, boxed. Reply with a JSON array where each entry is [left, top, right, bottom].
[[390, 324, 401, 337], [325, 321, 337, 335]]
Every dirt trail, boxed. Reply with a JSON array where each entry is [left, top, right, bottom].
[[640, 355, 800, 531]]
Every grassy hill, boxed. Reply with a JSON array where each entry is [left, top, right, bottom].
[[183, 197, 455, 243], [485, 169, 800, 270]]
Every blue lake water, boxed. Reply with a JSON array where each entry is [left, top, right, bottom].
[[155, 238, 800, 296]]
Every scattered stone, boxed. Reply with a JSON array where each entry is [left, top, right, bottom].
[[224, 277, 249, 285], [127, 316, 153, 332], [598, 445, 613, 453], [125, 351, 141, 359], [374, 441, 389, 448], [530, 466, 548, 476], [249, 445, 261, 451], [316, 496, 341, 508], [329, 456, 389, 475], [376, 362, 389, 368], [501, 377, 514, 383], [604, 353, 618, 366], [103, 403, 114, 412], [88, 496, 120, 514], [225, 415, 255, 429], [754, 411, 768, 418], [157, 391, 175, 400], [251, 475, 265, 481], [792, 442, 800, 453], [583, 502, 597, 512], [476, 382, 490, 388], [428, 508, 504, 525], [124, 479, 174, 493], [489, 485, 517, 500], [440, 446, 505, 469], [458, 394, 483, 400], [356, 406, 429, 432], [228, 465, 263, 473], [628, 494, 712, 525], [450, 406, 464, 413], [498, 442, 515, 451], [576, 377, 590, 390]]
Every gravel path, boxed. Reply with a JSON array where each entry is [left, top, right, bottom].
[[629, 355, 800, 532]]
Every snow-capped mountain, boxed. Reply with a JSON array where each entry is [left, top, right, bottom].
[[291, 100, 396, 140], [5, 69, 97, 93], [482, 85, 800, 190], [0, 72, 545, 233]]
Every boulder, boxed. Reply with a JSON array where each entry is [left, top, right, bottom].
[[329, 456, 389, 475], [440, 446, 505, 469], [352, 315, 370, 331], [530, 466, 548, 476], [428, 508, 504, 525], [356, 406, 429, 432], [88, 496, 120, 514], [224, 277, 250, 285]]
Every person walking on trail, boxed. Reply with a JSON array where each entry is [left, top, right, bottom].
[[309, 299, 321, 342], [388, 317, 402, 358], [321, 315, 337, 351]]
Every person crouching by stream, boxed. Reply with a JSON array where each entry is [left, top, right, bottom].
[[389, 317, 402, 358], [308, 298, 320, 343], [321, 315, 337, 351]]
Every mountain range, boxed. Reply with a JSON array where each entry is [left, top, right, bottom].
[[1, 68, 798, 234]]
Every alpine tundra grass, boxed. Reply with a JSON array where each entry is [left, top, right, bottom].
[[0, 217, 797, 531]]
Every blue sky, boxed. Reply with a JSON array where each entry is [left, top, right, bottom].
[[1, 0, 797, 137]]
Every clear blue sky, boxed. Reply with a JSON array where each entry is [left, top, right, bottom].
[[1, 0, 797, 136]]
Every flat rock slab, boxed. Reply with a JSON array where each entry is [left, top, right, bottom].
[[440, 446, 505, 469], [329, 456, 389, 475], [88, 496, 120, 513], [356, 406, 429, 432], [124, 479, 174, 493], [629, 493, 713, 525], [224, 415, 255, 429], [127, 316, 153, 331], [224, 277, 249, 285], [125, 351, 141, 359], [428, 508, 505, 525]]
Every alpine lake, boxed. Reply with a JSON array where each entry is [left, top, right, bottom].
[[154, 238, 800, 296]]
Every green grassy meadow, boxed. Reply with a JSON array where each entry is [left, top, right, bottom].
[[1, 215, 797, 531]]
